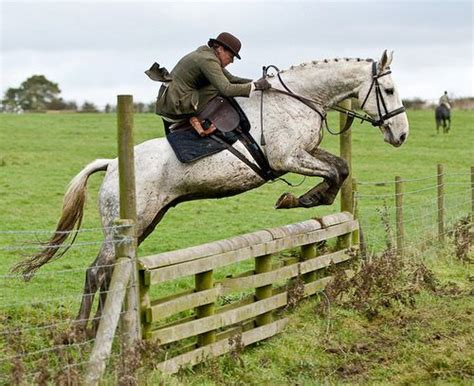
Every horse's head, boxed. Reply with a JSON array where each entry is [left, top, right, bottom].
[[357, 50, 409, 147]]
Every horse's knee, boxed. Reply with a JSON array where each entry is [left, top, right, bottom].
[[338, 159, 349, 183]]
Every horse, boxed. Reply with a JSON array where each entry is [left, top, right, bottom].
[[13, 50, 409, 333], [435, 104, 451, 133]]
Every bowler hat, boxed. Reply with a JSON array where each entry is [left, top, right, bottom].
[[208, 32, 242, 59]]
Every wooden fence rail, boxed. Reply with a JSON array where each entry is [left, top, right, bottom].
[[137, 212, 358, 373]]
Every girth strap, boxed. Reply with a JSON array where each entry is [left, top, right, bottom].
[[210, 130, 275, 182]]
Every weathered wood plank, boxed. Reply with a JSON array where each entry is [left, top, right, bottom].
[[147, 221, 358, 284], [85, 257, 132, 384], [150, 293, 288, 344], [147, 286, 222, 322], [317, 212, 353, 228], [156, 319, 289, 374], [139, 213, 353, 270], [219, 249, 351, 294], [264, 219, 321, 239], [139, 230, 273, 270], [303, 276, 333, 297], [299, 249, 351, 274]]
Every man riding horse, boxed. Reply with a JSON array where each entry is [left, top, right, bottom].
[[436, 91, 452, 133], [439, 91, 451, 111], [146, 32, 271, 136]]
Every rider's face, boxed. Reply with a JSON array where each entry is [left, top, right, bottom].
[[216, 46, 234, 68]]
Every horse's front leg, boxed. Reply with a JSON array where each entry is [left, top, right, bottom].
[[275, 148, 348, 209]]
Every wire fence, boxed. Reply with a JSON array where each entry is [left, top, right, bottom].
[[355, 168, 472, 261], [0, 225, 130, 385], [0, 168, 472, 383]]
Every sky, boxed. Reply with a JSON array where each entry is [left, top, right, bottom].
[[1, 0, 473, 109]]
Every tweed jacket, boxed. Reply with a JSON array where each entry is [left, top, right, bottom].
[[155, 46, 252, 119]]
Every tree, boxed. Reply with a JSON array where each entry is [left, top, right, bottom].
[[1, 75, 61, 112], [147, 102, 156, 113], [64, 100, 78, 111], [47, 98, 78, 111], [134, 102, 145, 113], [1, 88, 22, 113], [81, 101, 99, 113], [47, 97, 67, 110]]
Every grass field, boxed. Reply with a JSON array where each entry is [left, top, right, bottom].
[[0, 109, 472, 383]]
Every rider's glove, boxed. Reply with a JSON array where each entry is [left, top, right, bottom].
[[253, 78, 272, 91]]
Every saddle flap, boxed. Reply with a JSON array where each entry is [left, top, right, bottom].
[[198, 97, 240, 132]]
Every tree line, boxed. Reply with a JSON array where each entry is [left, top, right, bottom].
[[1, 75, 156, 113], [4, 74, 471, 114]]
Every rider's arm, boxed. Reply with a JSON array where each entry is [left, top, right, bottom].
[[200, 56, 252, 97], [222, 68, 252, 84]]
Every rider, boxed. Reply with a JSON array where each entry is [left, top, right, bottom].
[[149, 32, 271, 136], [439, 91, 451, 110]]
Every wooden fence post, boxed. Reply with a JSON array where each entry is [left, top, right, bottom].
[[195, 270, 216, 346], [437, 164, 445, 244], [117, 95, 141, 344], [85, 221, 134, 385], [395, 176, 404, 256], [255, 254, 273, 326], [352, 178, 359, 246], [300, 244, 317, 283], [471, 166, 474, 222], [337, 99, 353, 250], [339, 99, 353, 214]]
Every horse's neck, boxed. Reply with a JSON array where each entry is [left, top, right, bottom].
[[274, 59, 372, 107]]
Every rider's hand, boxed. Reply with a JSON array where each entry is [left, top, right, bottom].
[[254, 78, 272, 91], [202, 124, 217, 136]]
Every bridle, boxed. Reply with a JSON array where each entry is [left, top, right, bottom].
[[260, 61, 406, 138], [334, 61, 406, 127]]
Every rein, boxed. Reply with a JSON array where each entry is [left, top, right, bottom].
[[259, 61, 406, 138]]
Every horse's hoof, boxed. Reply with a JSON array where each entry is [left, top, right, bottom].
[[275, 192, 300, 209]]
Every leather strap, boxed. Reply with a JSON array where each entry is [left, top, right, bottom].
[[209, 133, 273, 181]]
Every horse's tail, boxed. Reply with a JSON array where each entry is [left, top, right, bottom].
[[12, 159, 112, 279]]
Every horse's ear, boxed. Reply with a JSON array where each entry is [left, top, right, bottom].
[[378, 49, 393, 71]]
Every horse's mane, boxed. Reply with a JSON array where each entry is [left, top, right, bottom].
[[278, 57, 374, 74]]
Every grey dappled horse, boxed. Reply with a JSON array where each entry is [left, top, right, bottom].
[[13, 50, 409, 332], [435, 104, 451, 133]]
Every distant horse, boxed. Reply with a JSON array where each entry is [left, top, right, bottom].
[[435, 104, 451, 133], [13, 50, 409, 333]]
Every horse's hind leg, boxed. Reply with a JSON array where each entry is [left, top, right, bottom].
[[275, 148, 348, 209], [91, 262, 114, 334], [74, 238, 114, 333]]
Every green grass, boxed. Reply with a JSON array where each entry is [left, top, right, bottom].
[[0, 109, 472, 384]]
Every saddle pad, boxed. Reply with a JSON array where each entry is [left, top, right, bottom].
[[167, 128, 239, 163]]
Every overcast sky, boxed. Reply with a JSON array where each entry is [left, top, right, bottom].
[[1, 0, 472, 108]]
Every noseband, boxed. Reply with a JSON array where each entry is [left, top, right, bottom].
[[261, 61, 406, 136]]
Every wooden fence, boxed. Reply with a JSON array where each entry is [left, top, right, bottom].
[[137, 211, 358, 374]]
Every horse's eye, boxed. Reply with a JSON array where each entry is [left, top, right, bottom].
[[385, 88, 394, 95]]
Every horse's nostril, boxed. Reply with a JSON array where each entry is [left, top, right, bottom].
[[400, 133, 406, 143]]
